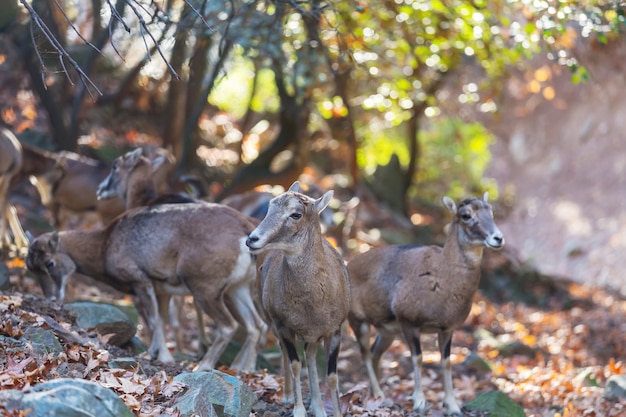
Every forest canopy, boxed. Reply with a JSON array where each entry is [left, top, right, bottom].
[[1, 0, 624, 209]]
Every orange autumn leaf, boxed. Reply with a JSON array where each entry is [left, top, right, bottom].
[[126, 129, 140, 143], [22, 104, 37, 120], [608, 358, 622, 375], [6, 257, 25, 269], [16, 120, 33, 133], [2, 107, 15, 123]]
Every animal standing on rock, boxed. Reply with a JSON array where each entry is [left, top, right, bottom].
[[347, 193, 504, 416], [246, 181, 351, 417], [26, 201, 266, 372]]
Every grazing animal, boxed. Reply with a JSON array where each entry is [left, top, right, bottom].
[[26, 201, 266, 372], [246, 181, 351, 417], [96, 147, 188, 209], [347, 193, 504, 416], [0, 128, 29, 253]]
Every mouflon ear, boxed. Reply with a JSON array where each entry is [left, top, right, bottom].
[[313, 190, 334, 214], [151, 155, 166, 173], [49, 231, 60, 252], [288, 181, 300, 193], [126, 148, 143, 167], [442, 196, 457, 214]]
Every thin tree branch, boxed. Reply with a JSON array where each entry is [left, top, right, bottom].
[[20, 0, 103, 98], [106, 0, 130, 33], [51, 0, 102, 53], [183, 0, 215, 31], [28, 17, 48, 86], [125, 0, 180, 79]]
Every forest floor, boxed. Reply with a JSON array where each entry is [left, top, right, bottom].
[[1, 232, 625, 417]]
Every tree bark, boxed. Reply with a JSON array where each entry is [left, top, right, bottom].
[[328, 63, 359, 188], [162, 23, 190, 161], [215, 64, 309, 200], [69, 0, 126, 144], [179, 38, 231, 174]]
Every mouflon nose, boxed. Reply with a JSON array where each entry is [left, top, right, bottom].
[[245, 235, 258, 248]]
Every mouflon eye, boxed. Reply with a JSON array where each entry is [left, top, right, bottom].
[[290, 212, 302, 220]]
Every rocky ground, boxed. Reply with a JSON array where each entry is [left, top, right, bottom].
[[1, 243, 625, 416]]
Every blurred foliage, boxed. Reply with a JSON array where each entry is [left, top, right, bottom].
[[414, 118, 497, 202], [14, 0, 626, 202], [209, 54, 279, 118], [355, 117, 496, 202], [321, 0, 625, 198]]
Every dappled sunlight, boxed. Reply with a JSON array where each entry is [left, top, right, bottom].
[[196, 145, 239, 167]]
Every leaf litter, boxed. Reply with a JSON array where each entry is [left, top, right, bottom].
[[1, 257, 625, 417]]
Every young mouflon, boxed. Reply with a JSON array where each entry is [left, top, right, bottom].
[[347, 193, 504, 416], [246, 181, 351, 417]]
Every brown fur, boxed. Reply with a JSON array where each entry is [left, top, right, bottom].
[[97, 148, 211, 354], [347, 194, 505, 416], [27, 202, 265, 371], [96, 148, 190, 208], [246, 181, 350, 417], [20, 144, 125, 226], [20, 144, 174, 227], [0, 128, 28, 252]]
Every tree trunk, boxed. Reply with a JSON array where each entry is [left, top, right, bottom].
[[0, 0, 18, 31], [215, 66, 309, 200], [69, 0, 126, 144], [405, 101, 423, 214], [329, 64, 359, 188], [179, 38, 231, 174], [162, 24, 190, 162]]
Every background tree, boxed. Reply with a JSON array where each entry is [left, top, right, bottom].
[[8, 0, 625, 209]]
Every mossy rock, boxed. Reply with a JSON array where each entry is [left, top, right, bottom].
[[465, 390, 526, 417]]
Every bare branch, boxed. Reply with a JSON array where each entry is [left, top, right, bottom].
[[20, 0, 103, 97], [126, 0, 180, 79], [183, 0, 215, 31], [51, 0, 102, 54], [28, 18, 48, 86], [106, 0, 131, 32]]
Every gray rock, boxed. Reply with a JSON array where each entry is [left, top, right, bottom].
[[463, 351, 493, 373], [108, 357, 142, 371], [173, 370, 257, 417], [24, 327, 64, 356], [604, 375, 626, 400], [64, 301, 136, 346], [498, 341, 537, 358], [574, 368, 601, 388], [464, 390, 526, 417], [0, 378, 134, 417], [473, 329, 536, 358], [0, 262, 10, 290]]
